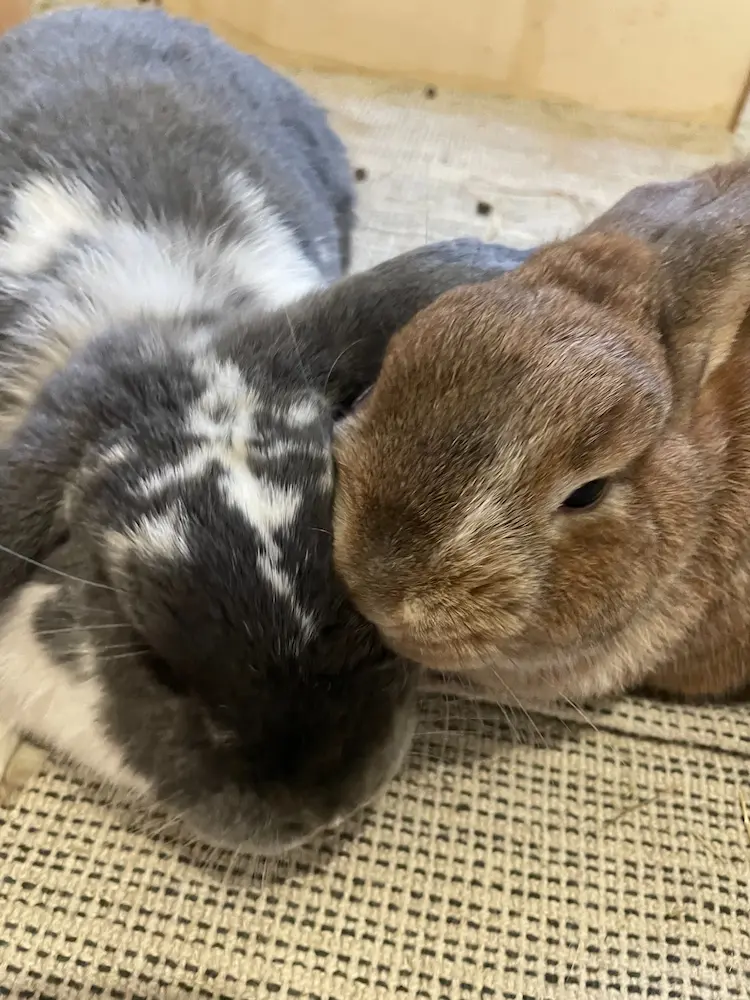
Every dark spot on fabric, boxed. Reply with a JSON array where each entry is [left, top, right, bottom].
[[354, 167, 368, 182], [476, 201, 492, 216], [424, 85, 438, 99]]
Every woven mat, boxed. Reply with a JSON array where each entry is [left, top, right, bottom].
[[3, 4, 750, 998]]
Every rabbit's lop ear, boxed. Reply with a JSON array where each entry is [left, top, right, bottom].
[[577, 160, 750, 420], [515, 228, 661, 330], [583, 171, 721, 244], [655, 162, 750, 417], [0, 444, 66, 602], [287, 239, 531, 415], [0, 397, 86, 603]]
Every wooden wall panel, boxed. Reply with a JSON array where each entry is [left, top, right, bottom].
[[164, 0, 750, 128], [0, 0, 29, 34]]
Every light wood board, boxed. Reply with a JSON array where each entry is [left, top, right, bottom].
[[165, 0, 750, 129]]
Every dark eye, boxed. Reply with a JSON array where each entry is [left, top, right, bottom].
[[561, 477, 610, 511], [143, 650, 190, 696], [333, 386, 372, 422]]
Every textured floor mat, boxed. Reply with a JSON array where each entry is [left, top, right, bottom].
[[3, 4, 750, 997]]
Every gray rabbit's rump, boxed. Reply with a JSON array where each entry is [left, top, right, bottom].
[[0, 8, 529, 853]]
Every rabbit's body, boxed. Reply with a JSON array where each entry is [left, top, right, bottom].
[[0, 9, 533, 851], [0, 7, 390, 851], [334, 160, 750, 708]]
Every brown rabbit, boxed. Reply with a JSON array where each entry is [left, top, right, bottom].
[[333, 160, 750, 708]]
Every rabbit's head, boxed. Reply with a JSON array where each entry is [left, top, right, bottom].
[[0, 325, 414, 853], [0, 237, 532, 848], [333, 163, 750, 704]]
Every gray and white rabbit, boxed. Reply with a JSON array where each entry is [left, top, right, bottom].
[[0, 7, 528, 852]]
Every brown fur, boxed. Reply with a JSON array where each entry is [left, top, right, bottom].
[[333, 160, 750, 707]]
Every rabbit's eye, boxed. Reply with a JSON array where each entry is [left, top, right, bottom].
[[561, 477, 610, 511], [143, 650, 189, 696], [333, 386, 373, 424]]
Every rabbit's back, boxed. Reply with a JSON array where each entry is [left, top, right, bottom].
[[0, 8, 351, 273], [0, 8, 353, 441]]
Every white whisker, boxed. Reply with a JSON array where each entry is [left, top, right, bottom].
[[34, 622, 131, 636], [102, 649, 149, 662], [0, 540, 118, 592]]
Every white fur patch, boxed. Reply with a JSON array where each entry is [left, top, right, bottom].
[[0, 582, 149, 793], [139, 448, 219, 497], [137, 358, 259, 497], [130, 510, 191, 564], [186, 356, 258, 449], [0, 175, 105, 274], [220, 466, 301, 536], [185, 354, 253, 405], [99, 442, 137, 468], [223, 171, 324, 308], [129, 354, 322, 634], [220, 463, 299, 586], [219, 464, 314, 634], [139, 355, 329, 515], [281, 397, 321, 428]]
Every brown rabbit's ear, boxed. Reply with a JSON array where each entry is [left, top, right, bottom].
[[582, 171, 721, 244], [516, 229, 661, 329], [655, 172, 750, 418], [580, 160, 750, 419]]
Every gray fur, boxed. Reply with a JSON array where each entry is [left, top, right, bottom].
[[0, 7, 352, 276], [255, 237, 533, 414]]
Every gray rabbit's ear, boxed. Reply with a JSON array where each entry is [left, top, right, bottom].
[[0, 371, 97, 603], [307, 239, 532, 416], [0, 438, 71, 603], [219, 238, 531, 418]]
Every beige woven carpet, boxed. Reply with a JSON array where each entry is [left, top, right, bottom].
[[3, 4, 750, 998]]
